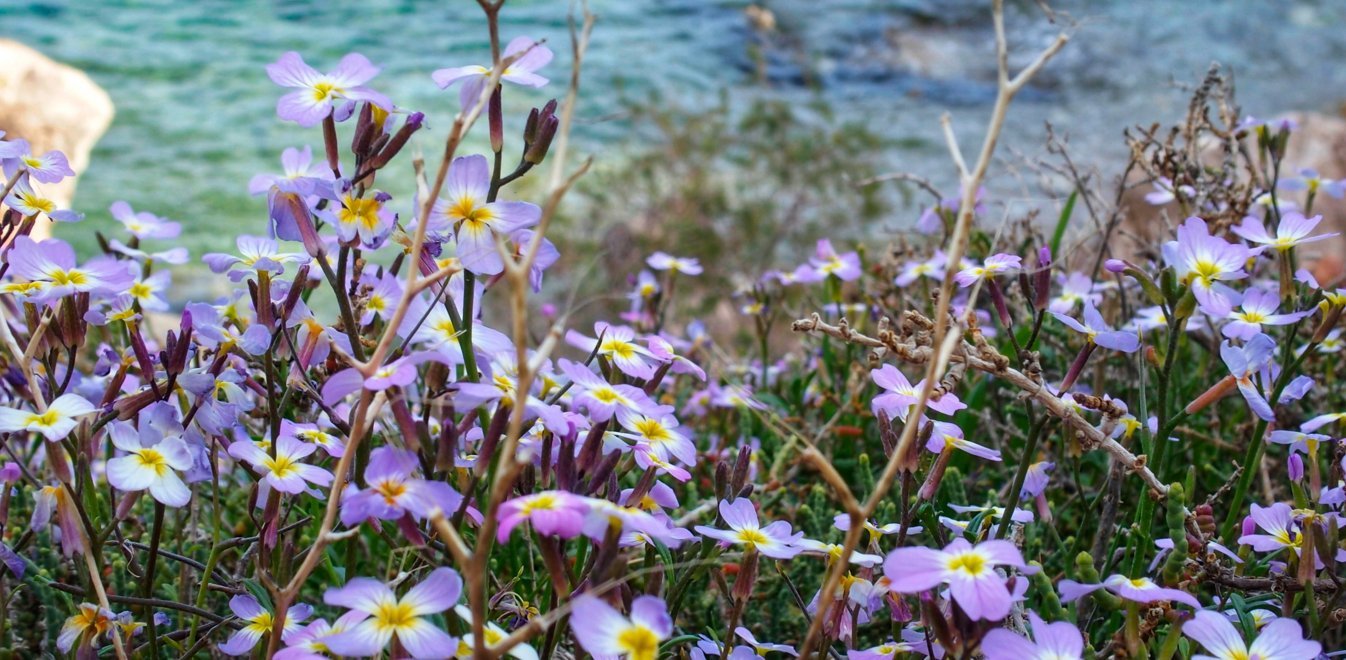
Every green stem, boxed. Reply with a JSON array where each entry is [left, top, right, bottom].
[[141, 500, 166, 659]]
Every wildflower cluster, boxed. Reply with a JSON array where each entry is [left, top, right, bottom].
[[0, 3, 1340, 659]]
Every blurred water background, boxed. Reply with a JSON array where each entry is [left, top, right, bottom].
[[7, 0, 1346, 300]]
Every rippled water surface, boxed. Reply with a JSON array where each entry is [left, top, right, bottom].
[[7, 0, 1346, 261]]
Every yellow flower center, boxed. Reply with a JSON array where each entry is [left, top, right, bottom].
[[600, 338, 637, 360], [339, 195, 382, 230], [375, 479, 407, 505], [50, 269, 88, 287], [592, 388, 622, 404], [134, 448, 170, 476], [633, 418, 670, 444], [372, 600, 417, 632], [737, 528, 769, 547], [130, 282, 152, 299], [311, 81, 341, 101], [24, 410, 60, 428], [246, 611, 275, 634], [521, 494, 557, 514], [263, 453, 299, 479], [616, 626, 660, 660], [18, 191, 55, 214], [946, 551, 987, 576]]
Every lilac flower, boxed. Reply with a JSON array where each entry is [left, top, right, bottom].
[[1053, 300, 1141, 352], [227, 433, 334, 496], [1144, 176, 1195, 205], [926, 420, 1001, 461], [357, 271, 402, 325], [3, 177, 81, 222], [105, 421, 193, 507], [1220, 333, 1278, 421], [451, 605, 540, 660], [1165, 217, 1251, 311], [870, 364, 966, 420], [249, 146, 332, 196], [202, 235, 303, 282], [895, 249, 948, 287], [340, 447, 469, 527], [279, 420, 346, 458], [495, 490, 590, 542], [403, 295, 514, 367], [431, 155, 540, 275], [266, 52, 390, 127], [275, 613, 364, 660], [954, 253, 1021, 287], [0, 393, 95, 441], [218, 595, 312, 656], [33, 483, 86, 557], [109, 201, 180, 240], [1183, 610, 1320, 660], [883, 538, 1030, 620], [695, 498, 805, 559], [323, 567, 461, 658], [570, 595, 671, 660], [432, 36, 554, 108], [565, 323, 658, 379], [613, 414, 696, 466], [1233, 212, 1339, 253], [327, 188, 395, 247], [644, 251, 703, 276], [454, 354, 568, 431], [1237, 502, 1302, 555], [1049, 272, 1100, 314], [801, 239, 862, 282], [0, 139, 75, 184], [981, 611, 1084, 660], [1220, 288, 1310, 340], [1058, 574, 1200, 608], [734, 627, 798, 656], [557, 359, 658, 424], [6, 237, 129, 301]]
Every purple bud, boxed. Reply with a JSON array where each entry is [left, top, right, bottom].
[[489, 87, 503, 153], [367, 112, 424, 171], [1241, 515, 1257, 538], [1104, 259, 1127, 273], [524, 114, 559, 165], [1033, 247, 1052, 311], [1288, 453, 1304, 481]]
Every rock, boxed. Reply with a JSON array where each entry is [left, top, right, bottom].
[[0, 40, 114, 238], [1114, 111, 1346, 284]]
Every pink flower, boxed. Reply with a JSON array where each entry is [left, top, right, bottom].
[[1183, 610, 1320, 660], [870, 364, 966, 421], [1058, 574, 1200, 608], [496, 490, 590, 542], [432, 36, 554, 108], [647, 251, 703, 275], [954, 253, 1021, 287], [883, 538, 1030, 620], [570, 595, 671, 660], [322, 568, 461, 659], [695, 498, 805, 559], [981, 611, 1084, 660]]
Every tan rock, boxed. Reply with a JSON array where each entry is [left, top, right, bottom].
[[0, 39, 114, 239]]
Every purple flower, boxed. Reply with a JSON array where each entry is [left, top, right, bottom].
[[613, 414, 696, 466], [218, 595, 311, 656], [1164, 217, 1250, 311], [496, 490, 590, 542], [109, 201, 180, 240], [105, 421, 194, 507], [339, 447, 469, 527], [870, 364, 966, 421], [227, 432, 333, 496], [431, 155, 540, 275], [1052, 300, 1141, 352], [401, 294, 514, 367], [274, 613, 364, 660], [248, 146, 333, 196], [6, 237, 128, 301], [926, 420, 1001, 462], [1220, 288, 1310, 340], [0, 139, 75, 184], [202, 235, 303, 282], [322, 567, 461, 658], [1232, 212, 1339, 253], [954, 253, 1021, 288], [569, 594, 671, 660], [981, 611, 1083, 660], [1183, 610, 1320, 660], [1220, 333, 1278, 421], [1237, 502, 1302, 555], [432, 36, 554, 108], [1058, 574, 1200, 608], [1049, 272, 1100, 314], [895, 250, 949, 287], [1144, 176, 1195, 206], [266, 52, 390, 127], [883, 538, 1030, 620], [4, 177, 82, 222], [694, 498, 805, 559], [803, 239, 862, 282], [565, 323, 658, 380], [557, 358, 659, 424], [647, 251, 703, 275], [0, 393, 95, 441]]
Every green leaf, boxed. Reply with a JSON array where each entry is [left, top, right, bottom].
[[1050, 190, 1078, 257]]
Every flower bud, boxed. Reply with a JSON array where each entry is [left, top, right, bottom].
[[1288, 453, 1304, 481], [1032, 246, 1052, 311], [524, 113, 559, 165], [489, 88, 504, 153], [269, 189, 325, 259], [367, 112, 424, 171]]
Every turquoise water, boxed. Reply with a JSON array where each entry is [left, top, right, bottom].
[[7, 0, 1346, 264]]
